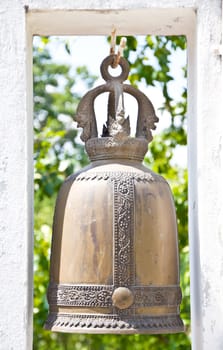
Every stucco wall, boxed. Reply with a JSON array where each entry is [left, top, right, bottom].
[[0, 1, 222, 349], [0, 2, 33, 350]]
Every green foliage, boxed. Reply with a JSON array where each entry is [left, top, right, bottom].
[[33, 37, 95, 201], [34, 35, 190, 349]]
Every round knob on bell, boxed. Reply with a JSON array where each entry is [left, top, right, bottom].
[[112, 287, 134, 309]]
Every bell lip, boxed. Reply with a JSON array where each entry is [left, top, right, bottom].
[[44, 312, 185, 335]]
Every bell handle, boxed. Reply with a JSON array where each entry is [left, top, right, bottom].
[[74, 55, 158, 143], [123, 84, 159, 142], [74, 81, 125, 142]]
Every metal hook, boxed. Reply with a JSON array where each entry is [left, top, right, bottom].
[[109, 27, 127, 68], [112, 37, 127, 68], [110, 26, 117, 55]]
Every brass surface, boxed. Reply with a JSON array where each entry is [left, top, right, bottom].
[[45, 55, 184, 334]]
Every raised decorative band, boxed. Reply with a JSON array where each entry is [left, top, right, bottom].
[[47, 284, 182, 308], [45, 312, 184, 333], [75, 171, 166, 184]]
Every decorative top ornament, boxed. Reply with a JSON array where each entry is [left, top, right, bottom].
[[74, 54, 159, 161]]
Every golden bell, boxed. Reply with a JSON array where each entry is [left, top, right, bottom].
[[44, 54, 184, 334]]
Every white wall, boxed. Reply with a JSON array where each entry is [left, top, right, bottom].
[[189, 1, 223, 348], [0, 0, 222, 349], [0, 1, 33, 350]]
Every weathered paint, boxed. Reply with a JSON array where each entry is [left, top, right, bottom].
[[0, 0, 222, 349], [0, 1, 33, 350], [189, 1, 223, 349]]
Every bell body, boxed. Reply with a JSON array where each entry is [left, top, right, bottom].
[[45, 137, 184, 334], [45, 54, 184, 334]]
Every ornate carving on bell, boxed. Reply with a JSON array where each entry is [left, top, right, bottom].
[[44, 54, 184, 334]]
